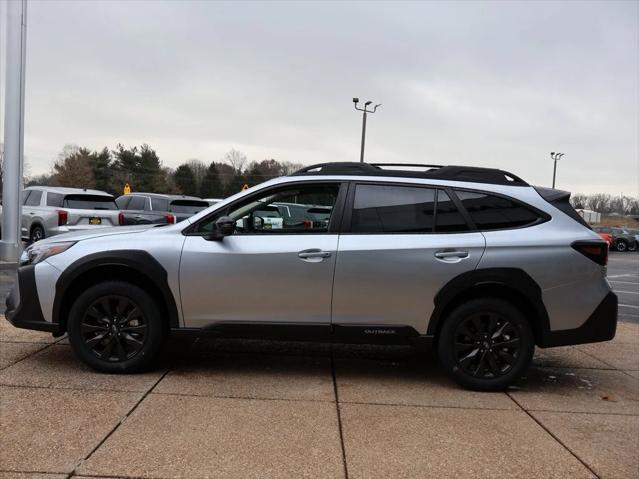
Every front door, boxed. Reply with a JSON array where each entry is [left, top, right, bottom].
[[180, 182, 345, 334], [331, 183, 485, 336]]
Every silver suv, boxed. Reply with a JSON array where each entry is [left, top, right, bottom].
[[6, 163, 617, 390], [21, 186, 122, 243]]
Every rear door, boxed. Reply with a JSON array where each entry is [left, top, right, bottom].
[[332, 183, 485, 336]]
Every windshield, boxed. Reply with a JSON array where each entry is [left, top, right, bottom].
[[169, 200, 209, 214], [63, 195, 117, 210]]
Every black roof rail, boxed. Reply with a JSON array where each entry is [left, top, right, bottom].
[[291, 162, 528, 186]]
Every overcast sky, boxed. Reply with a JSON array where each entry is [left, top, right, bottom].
[[1, 0, 637, 195]]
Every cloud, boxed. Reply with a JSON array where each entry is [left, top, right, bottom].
[[6, 0, 638, 194]]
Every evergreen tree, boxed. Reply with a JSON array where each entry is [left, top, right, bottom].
[[174, 164, 198, 196], [200, 162, 224, 198]]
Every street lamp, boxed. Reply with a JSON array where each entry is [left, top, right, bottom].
[[353, 98, 381, 163], [551, 152, 564, 189]]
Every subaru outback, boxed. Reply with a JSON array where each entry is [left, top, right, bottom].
[[5, 163, 617, 390]]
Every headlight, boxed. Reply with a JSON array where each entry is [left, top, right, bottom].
[[20, 242, 76, 266]]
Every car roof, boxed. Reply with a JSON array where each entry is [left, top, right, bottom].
[[292, 162, 528, 187], [26, 186, 113, 197], [119, 193, 206, 201]]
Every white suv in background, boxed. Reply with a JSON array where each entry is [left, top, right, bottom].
[[21, 186, 122, 243]]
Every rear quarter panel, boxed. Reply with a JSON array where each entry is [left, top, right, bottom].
[[477, 188, 610, 331]]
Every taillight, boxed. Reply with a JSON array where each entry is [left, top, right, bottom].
[[572, 241, 608, 266], [57, 210, 68, 226], [118, 212, 125, 225], [303, 219, 312, 229], [164, 213, 175, 224]]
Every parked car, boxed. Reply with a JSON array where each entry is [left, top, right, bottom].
[[115, 193, 209, 225], [7, 162, 617, 391], [596, 232, 613, 248], [204, 198, 224, 206], [20, 186, 122, 243], [592, 226, 637, 252]]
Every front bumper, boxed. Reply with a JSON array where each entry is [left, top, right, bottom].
[[539, 291, 618, 347], [5, 264, 61, 335]]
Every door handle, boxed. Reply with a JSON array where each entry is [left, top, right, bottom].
[[298, 249, 332, 259], [435, 250, 469, 259]]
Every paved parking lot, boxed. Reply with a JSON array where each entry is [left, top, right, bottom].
[[0, 253, 638, 478]]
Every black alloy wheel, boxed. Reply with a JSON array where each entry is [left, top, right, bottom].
[[438, 298, 534, 391], [67, 281, 165, 373], [81, 295, 148, 362], [453, 312, 521, 379]]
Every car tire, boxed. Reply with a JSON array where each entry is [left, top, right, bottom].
[[615, 239, 628, 252], [30, 225, 45, 243], [67, 281, 166, 373], [437, 298, 534, 391]]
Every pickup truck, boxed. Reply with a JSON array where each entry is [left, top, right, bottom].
[[115, 193, 209, 225]]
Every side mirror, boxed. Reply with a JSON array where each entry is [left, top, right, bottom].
[[216, 216, 236, 236], [205, 216, 235, 241]]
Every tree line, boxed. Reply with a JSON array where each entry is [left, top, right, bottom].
[[570, 193, 639, 216], [25, 144, 303, 198]]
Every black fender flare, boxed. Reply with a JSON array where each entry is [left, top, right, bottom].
[[427, 268, 550, 342], [52, 250, 180, 329]]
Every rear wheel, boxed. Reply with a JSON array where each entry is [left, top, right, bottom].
[[437, 298, 534, 391], [67, 281, 165, 373], [615, 239, 628, 252], [30, 225, 45, 243]]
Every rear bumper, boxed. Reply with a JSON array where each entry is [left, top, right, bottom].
[[539, 291, 617, 347], [5, 265, 61, 335]]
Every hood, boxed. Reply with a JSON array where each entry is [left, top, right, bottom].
[[36, 225, 157, 245]]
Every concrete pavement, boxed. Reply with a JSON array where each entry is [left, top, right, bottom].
[[0, 317, 637, 479]]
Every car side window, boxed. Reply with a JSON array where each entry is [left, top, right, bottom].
[[194, 184, 339, 235], [46, 192, 64, 207], [116, 196, 131, 209], [351, 184, 436, 233], [21, 191, 31, 205], [151, 198, 169, 211], [455, 190, 540, 230], [24, 190, 42, 206], [127, 196, 146, 210]]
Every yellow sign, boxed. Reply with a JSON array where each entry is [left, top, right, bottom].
[[241, 184, 249, 191], [123, 183, 131, 195]]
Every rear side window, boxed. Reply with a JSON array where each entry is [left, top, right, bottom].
[[169, 200, 209, 214], [63, 195, 117, 210], [25, 190, 42, 206], [456, 190, 540, 230], [352, 185, 436, 233], [127, 196, 147, 210], [151, 198, 169, 211], [46, 192, 64, 207]]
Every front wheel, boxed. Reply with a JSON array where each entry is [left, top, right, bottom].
[[437, 298, 534, 391], [67, 281, 165, 373], [30, 225, 45, 243]]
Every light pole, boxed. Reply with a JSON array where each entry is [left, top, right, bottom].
[[353, 98, 381, 163], [551, 152, 564, 189], [1, 0, 28, 262]]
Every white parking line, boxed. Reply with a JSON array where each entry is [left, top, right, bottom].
[[608, 274, 639, 278], [615, 290, 639, 294], [610, 281, 639, 285], [619, 304, 639, 309]]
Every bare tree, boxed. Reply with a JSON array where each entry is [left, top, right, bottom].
[[223, 149, 247, 173]]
